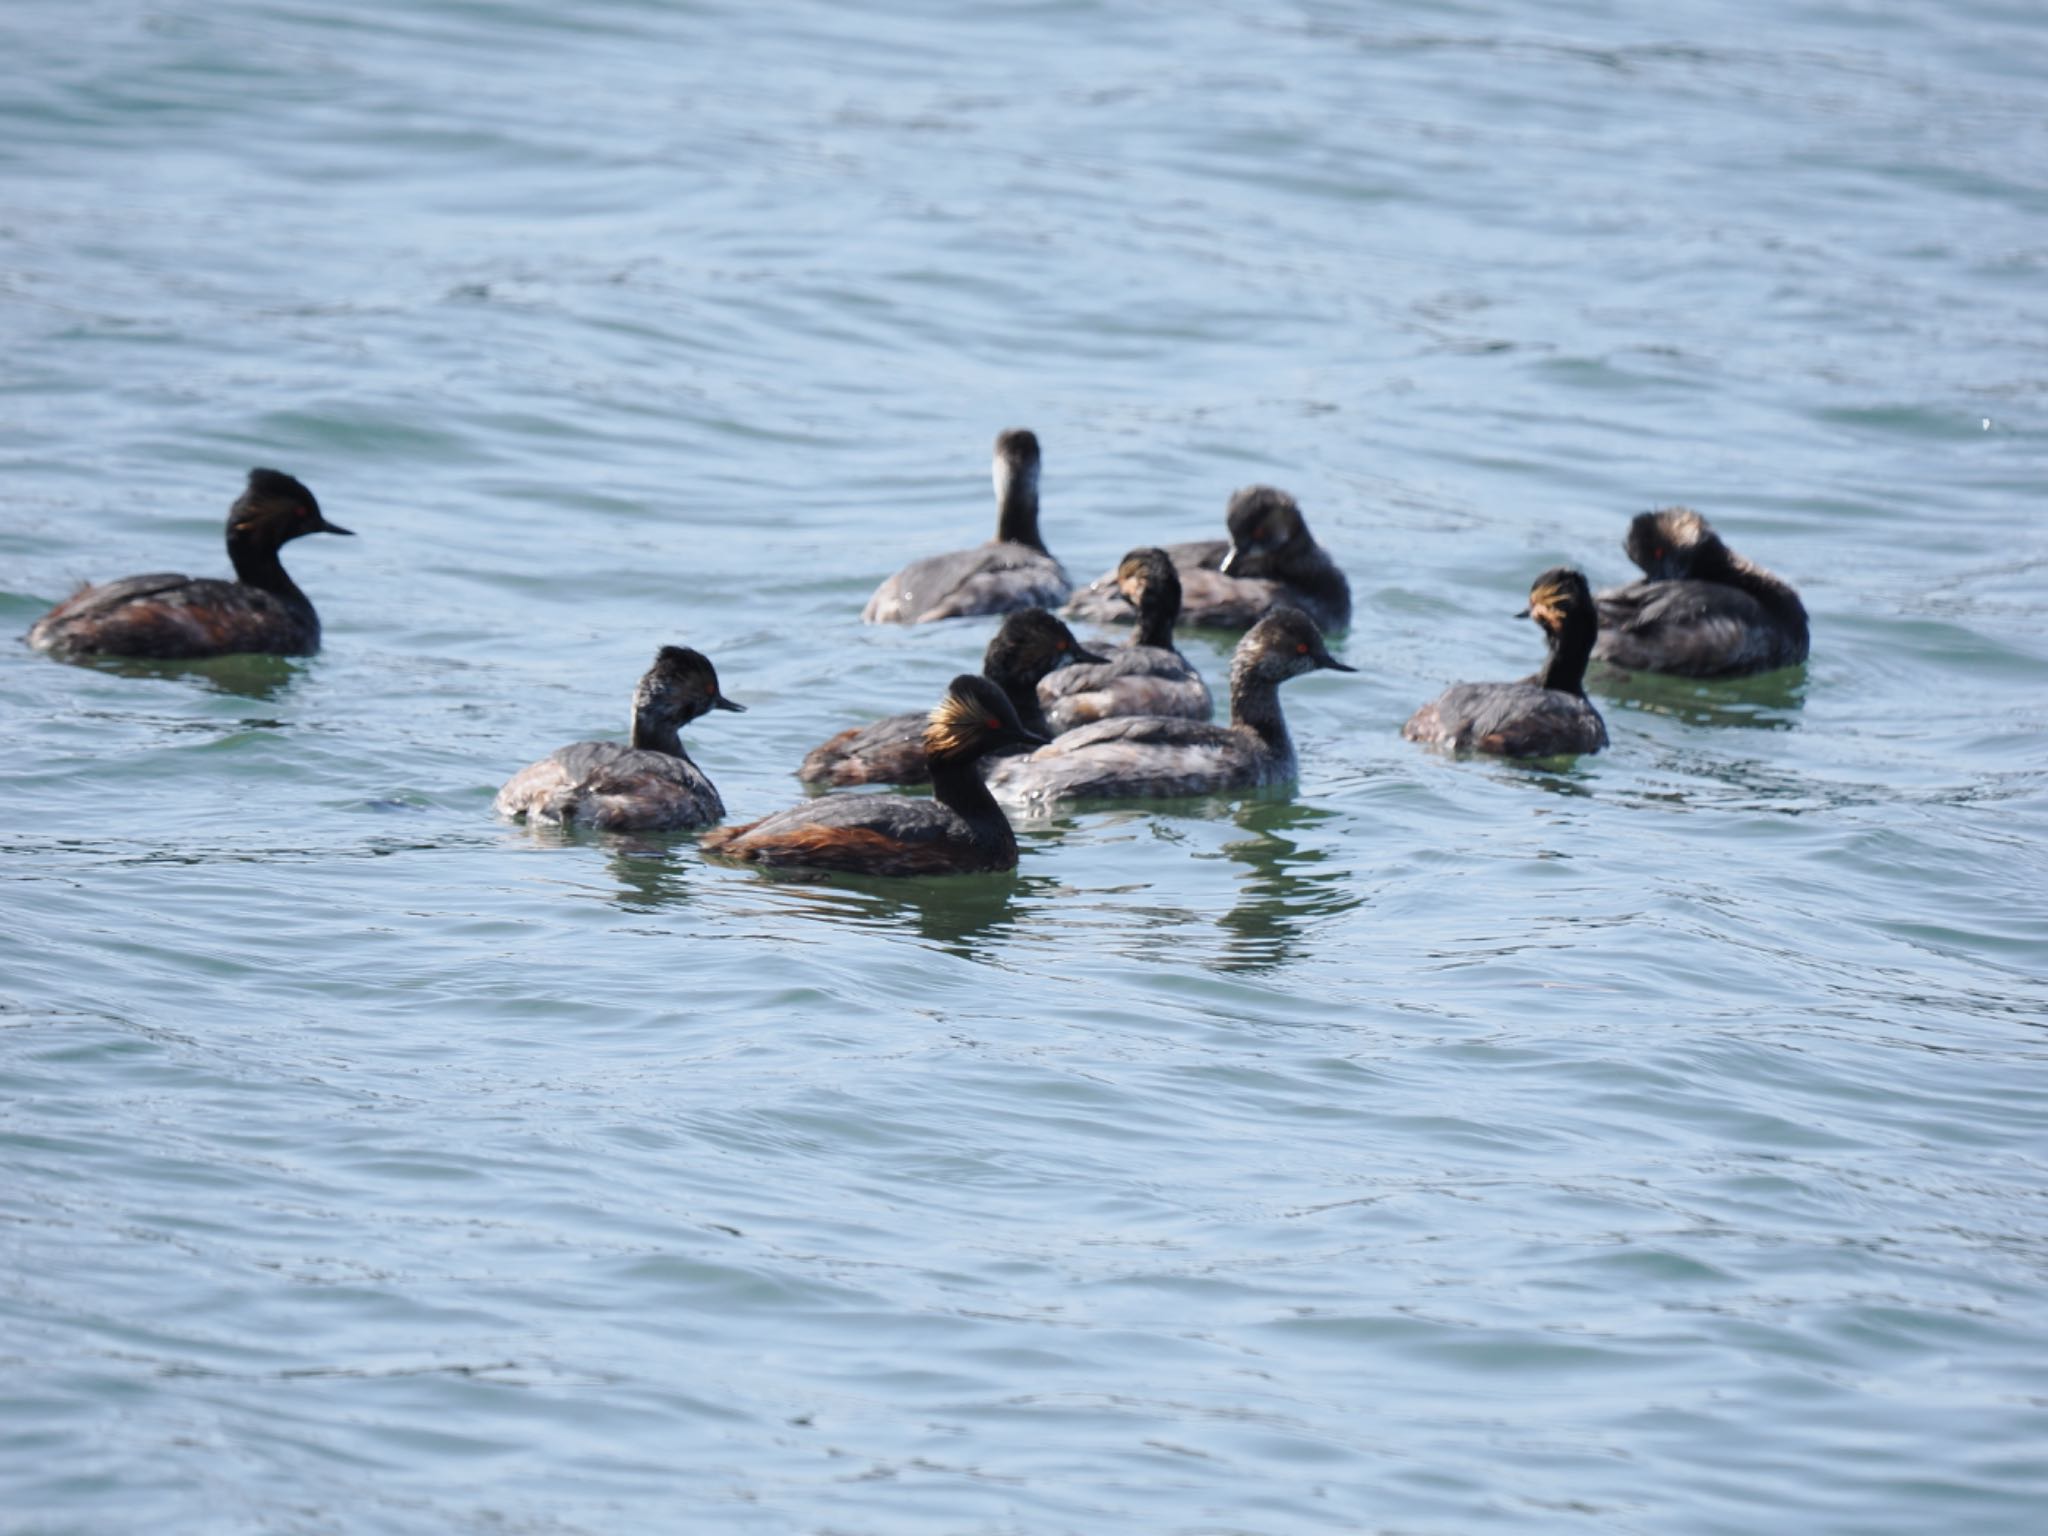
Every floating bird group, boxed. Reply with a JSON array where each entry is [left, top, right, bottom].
[[24, 433, 1811, 879]]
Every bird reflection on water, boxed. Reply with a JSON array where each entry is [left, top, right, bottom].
[[494, 819, 704, 913], [712, 867, 1043, 960], [603, 848, 698, 913], [501, 824, 1035, 946], [1213, 799, 1362, 975], [1594, 662, 1808, 732], [61, 650, 303, 703]]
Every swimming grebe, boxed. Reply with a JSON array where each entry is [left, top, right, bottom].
[[26, 468, 352, 660], [1594, 508, 1809, 677], [1064, 486, 1349, 633], [1037, 547, 1212, 732], [702, 675, 1046, 875], [862, 429, 1071, 624], [799, 609, 1104, 787], [496, 646, 744, 831], [1404, 568, 1607, 758], [987, 607, 1353, 806]]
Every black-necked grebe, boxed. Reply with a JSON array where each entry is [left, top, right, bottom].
[[1595, 508, 1809, 677], [26, 468, 352, 660], [1038, 547, 1212, 733], [703, 675, 1046, 875], [496, 646, 744, 831], [862, 429, 1071, 624], [1404, 568, 1607, 758], [1064, 486, 1349, 633], [987, 607, 1352, 806], [800, 609, 1102, 787]]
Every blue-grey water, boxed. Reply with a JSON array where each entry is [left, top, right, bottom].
[[4, 2, 2047, 1531]]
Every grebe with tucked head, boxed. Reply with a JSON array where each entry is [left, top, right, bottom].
[[1064, 486, 1349, 634], [496, 646, 744, 831], [799, 609, 1104, 787], [987, 607, 1352, 807], [704, 675, 1046, 876], [1038, 547, 1212, 733], [1404, 568, 1607, 758], [1594, 508, 1808, 677], [26, 468, 352, 660], [862, 429, 1071, 624]]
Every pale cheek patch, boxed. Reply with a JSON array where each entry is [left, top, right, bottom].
[[992, 459, 1039, 505]]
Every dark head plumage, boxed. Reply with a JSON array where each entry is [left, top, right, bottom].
[[1219, 486, 1308, 575], [925, 673, 1049, 762], [1235, 606, 1354, 683], [983, 608, 1106, 687], [1623, 507, 1719, 580], [635, 645, 744, 726], [1115, 546, 1181, 614], [993, 428, 1040, 470], [1520, 567, 1594, 634], [229, 467, 351, 545]]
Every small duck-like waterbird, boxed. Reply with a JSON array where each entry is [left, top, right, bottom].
[[1404, 568, 1607, 758], [496, 646, 744, 831], [26, 468, 352, 660], [862, 429, 1070, 624]]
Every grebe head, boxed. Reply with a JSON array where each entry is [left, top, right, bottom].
[[227, 468, 351, 552], [925, 673, 1049, 763], [991, 428, 1041, 510], [1115, 546, 1182, 616], [1237, 606, 1355, 684], [984, 607, 1107, 686], [1518, 568, 1596, 636], [1218, 486, 1307, 576], [634, 645, 745, 730], [1623, 507, 1719, 580]]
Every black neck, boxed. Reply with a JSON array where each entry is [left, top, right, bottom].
[[1536, 608, 1597, 694], [1278, 541, 1345, 604], [630, 710, 691, 758], [996, 483, 1045, 553], [931, 750, 1018, 855], [1699, 544, 1809, 632], [1226, 661, 1294, 757], [1132, 592, 1178, 651], [227, 537, 312, 614], [987, 669, 1052, 737]]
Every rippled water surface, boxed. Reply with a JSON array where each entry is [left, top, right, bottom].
[[5, 2, 2048, 1531]]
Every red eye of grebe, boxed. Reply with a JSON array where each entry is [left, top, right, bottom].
[[985, 717, 1001, 730], [1296, 642, 1308, 655]]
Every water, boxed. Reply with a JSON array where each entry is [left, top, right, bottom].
[[4, 1, 2046, 1530]]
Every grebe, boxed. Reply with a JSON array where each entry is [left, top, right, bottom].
[[496, 646, 744, 831], [1404, 568, 1607, 758], [1594, 508, 1808, 677], [1038, 546, 1211, 732], [26, 468, 351, 660], [800, 609, 1102, 786], [703, 675, 1045, 875], [862, 429, 1071, 624], [987, 607, 1351, 806], [1064, 485, 1348, 633]]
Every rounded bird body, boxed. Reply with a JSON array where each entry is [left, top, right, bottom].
[[27, 469, 352, 661], [1405, 568, 1607, 759], [707, 675, 1046, 875], [863, 430, 1070, 624], [497, 646, 745, 831], [1594, 508, 1807, 678], [1064, 487, 1348, 634], [990, 608, 1351, 806]]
